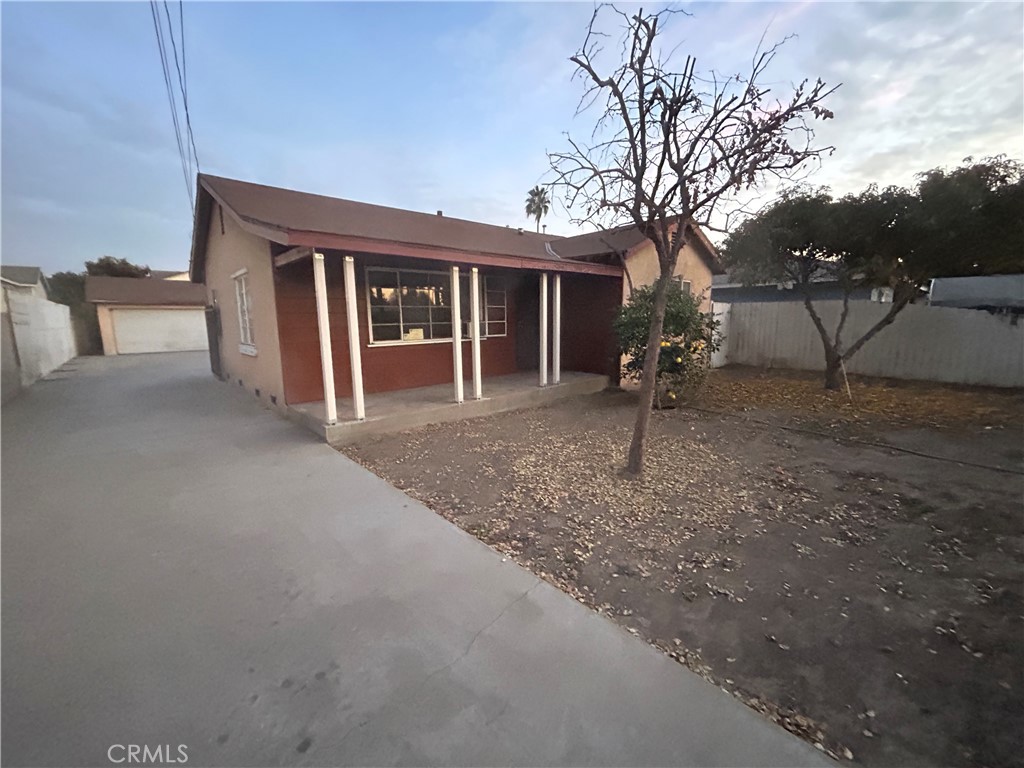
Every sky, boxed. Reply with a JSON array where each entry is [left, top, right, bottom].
[[1, 1, 1021, 275]]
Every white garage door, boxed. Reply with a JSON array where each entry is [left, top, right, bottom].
[[111, 308, 208, 354]]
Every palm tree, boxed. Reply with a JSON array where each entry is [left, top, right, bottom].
[[525, 185, 551, 233]]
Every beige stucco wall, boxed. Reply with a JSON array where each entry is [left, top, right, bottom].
[[203, 205, 286, 408], [96, 305, 116, 355], [623, 239, 713, 311]]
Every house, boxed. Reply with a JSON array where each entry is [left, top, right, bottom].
[[711, 272, 877, 304], [1, 265, 50, 305], [149, 269, 192, 281], [928, 274, 1024, 314], [188, 174, 720, 442], [85, 275, 208, 355]]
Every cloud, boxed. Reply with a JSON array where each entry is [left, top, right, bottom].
[[801, 1, 1022, 192], [2, 1, 1021, 271]]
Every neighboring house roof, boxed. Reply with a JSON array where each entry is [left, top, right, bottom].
[[85, 275, 206, 306], [929, 274, 1024, 309], [1, 265, 44, 286], [712, 261, 846, 289], [149, 269, 190, 280]]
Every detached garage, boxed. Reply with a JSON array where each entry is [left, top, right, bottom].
[[86, 275, 208, 355]]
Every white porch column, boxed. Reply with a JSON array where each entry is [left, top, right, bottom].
[[552, 273, 561, 385], [470, 268, 483, 400], [539, 272, 549, 386], [343, 255, 366, 421], [312, 251, 337, 425], [451, 266, 464, 403]]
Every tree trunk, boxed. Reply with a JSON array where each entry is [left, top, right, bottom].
[[841, 296, 912, 362], [625, 272, 672, 476], [800, 292, 843, 390], [824, 353, 842, 390]]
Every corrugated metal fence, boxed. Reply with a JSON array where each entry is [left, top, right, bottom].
[[712, 300, 1024, 388]]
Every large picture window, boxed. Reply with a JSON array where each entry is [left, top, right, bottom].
[[366, 268, 507, 345]]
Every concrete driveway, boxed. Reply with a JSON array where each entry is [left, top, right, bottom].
[[2, 353, 828, 767]]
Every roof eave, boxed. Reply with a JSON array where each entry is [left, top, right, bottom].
[[284, 229, 623, 277]]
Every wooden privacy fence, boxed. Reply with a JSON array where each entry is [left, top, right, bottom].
[[711, 300, 1024, 388]]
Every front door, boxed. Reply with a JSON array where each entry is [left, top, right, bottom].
[[515, 275, 540, 371]]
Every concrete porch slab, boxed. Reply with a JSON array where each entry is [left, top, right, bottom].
[[287, 371, 610, 445]]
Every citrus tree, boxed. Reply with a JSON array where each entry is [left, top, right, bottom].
[[614, 283, 720, 407]]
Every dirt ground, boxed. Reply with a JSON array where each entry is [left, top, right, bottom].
[[344, 368, 1024, 767]]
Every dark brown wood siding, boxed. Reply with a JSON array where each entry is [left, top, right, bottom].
[[276, 254, 525, 404], [274, 253, 622, 404], [561, 273, 623, 379]]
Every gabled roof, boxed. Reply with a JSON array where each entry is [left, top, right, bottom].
[[85, 275, 206, 306], [1, 265, 44, 286], [551, 221, 724, 275], [549, 223, 647, 261], [149, 269, 189, 279], [191, 174, 575, 281], [189, 174, 721, 282]]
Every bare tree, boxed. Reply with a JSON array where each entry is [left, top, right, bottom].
[[549, 5, 838, 476]]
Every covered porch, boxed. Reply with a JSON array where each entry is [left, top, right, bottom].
[[286, 370, 608, 445], [272, 240, 623, 444]]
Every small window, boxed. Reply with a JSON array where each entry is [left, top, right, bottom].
[[483, 276, 507, 337], [871, 287, 894, 303], [672, 276, 692, 295], [234, 271, 256, 355]]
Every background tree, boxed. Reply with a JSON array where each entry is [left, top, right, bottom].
[[48, 257, 151, 355], [549, 5, 836, 475], [48, 271, 102, 355], [525, 185, 551, 232], [85, 255, 150, 278], [721, 156, 1024, 389]]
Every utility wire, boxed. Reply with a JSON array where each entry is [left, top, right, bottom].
[[162, 0, 199, 180], [153, 1, 187, 185], [179, 0, 194, 167], [149, 0, 193, 211]]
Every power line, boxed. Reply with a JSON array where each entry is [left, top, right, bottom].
[[150, 0, 191, 208], [149, 0, 196, 212], [162, 0, 199, 179], [178, 0, 196, 174]]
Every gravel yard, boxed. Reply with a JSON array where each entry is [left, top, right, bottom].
[[345, 368, 1024, 767]]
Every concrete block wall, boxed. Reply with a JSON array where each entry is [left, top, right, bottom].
[[4, 292, 78, 389]]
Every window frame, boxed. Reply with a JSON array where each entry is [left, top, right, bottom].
[[364, 266, 507, 347], [672, 276, 692, 295], [232, 268, 257, 356], [482, 276, 507, 338]]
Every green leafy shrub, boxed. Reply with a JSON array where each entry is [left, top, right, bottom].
[[613, 283, 721, 408]]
